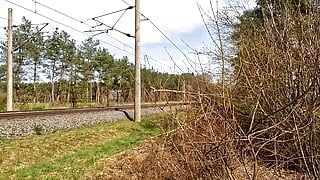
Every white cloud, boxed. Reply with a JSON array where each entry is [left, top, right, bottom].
[[0, 0, 246, 73], [142, 0, 203, 31], [0, 0, 210, 43]]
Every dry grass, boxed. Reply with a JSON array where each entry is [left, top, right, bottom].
[[84, 111, 306, 179], [85, 141, 154, 179]]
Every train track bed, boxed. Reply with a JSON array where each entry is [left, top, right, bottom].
[[0, 102, 187, 120], [0, 103, 187, 138]]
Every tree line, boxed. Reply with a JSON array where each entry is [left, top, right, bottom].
[[0, 17, 203, 109]]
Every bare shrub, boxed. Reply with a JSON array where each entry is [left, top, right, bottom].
[[233, 0, 320, 177], [130, 0, 320, 179]]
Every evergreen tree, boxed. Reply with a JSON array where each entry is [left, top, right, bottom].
[[79, 37, 99, 103]]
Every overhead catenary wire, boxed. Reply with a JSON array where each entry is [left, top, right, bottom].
[[5, 0, 134, 56], [87, 6, 134, 22], [164, 47, 185, 73], [119, 0, 131, 6], [144, 55, 167, 68], [76, 7, 172, 70], [13, 22, 49, 52], [27, 0, 137, 55], [6, 0, 181, 73], [143, 55, 175, 73], [111, 7, 129, 29], [32, 0, 84, 23], [0, 16, 20, 25], [30, 0, 134, 40], [28, 1, 134, 51], [50, 0, 186, 72], [26, 0, 184, 73], [181, 39, 205, 73], [117, 0, 196, 73], [6, 0, 132, 55], [147, 18, 197, 73], [3, 1, 188, 108], [91, 18, 134, 38]]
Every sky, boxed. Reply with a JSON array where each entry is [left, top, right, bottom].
[[0, 0, 255, 75]]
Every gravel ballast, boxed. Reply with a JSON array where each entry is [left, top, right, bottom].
[[0, 106, 184, 138]]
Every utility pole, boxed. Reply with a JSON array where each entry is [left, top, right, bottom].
[[134, 0, 141, 122], [7, 8, 13, 111]]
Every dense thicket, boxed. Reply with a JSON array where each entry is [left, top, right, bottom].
[[233, 0, 320, 176], [134, 0, 320, 179]]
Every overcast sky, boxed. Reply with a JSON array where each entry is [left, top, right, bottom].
[[0, 0, 254, 74]]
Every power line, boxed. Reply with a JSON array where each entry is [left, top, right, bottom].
[[26, 0, 184, 74], [31, 0, 171, 73], [111, 7, 129, 29], [143, 55, 171, 72], [147, 18, 197, 73], [0, 16, 20, 25], [81, 8, 174, 70], [144, 55, 166, 67], [24, 0, 137, 54], [117, 1, 195, 73], [86, 6, 134, 21], [32, 0, 84, 24], [119, 0, 131, 6], [13, 23, 48, 52], [5, 0, 133, 55], [6, 0, 82, 33], [164, 47, 184, 73], [30, 0, 134, 40], [7, 0, 180, 74], [83, 6, 135, 39], [91, 18, 134, 38]]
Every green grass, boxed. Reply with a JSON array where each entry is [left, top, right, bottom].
[[0, 117, 161, 179]]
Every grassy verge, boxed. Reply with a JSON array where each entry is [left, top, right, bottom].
[[0, 116, 161, 179]]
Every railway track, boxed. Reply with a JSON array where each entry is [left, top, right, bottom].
[[0, 102, 189, 138], [0, 102, 188, 120]]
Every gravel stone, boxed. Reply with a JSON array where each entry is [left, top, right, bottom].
[[0, 105, 185, 138]]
